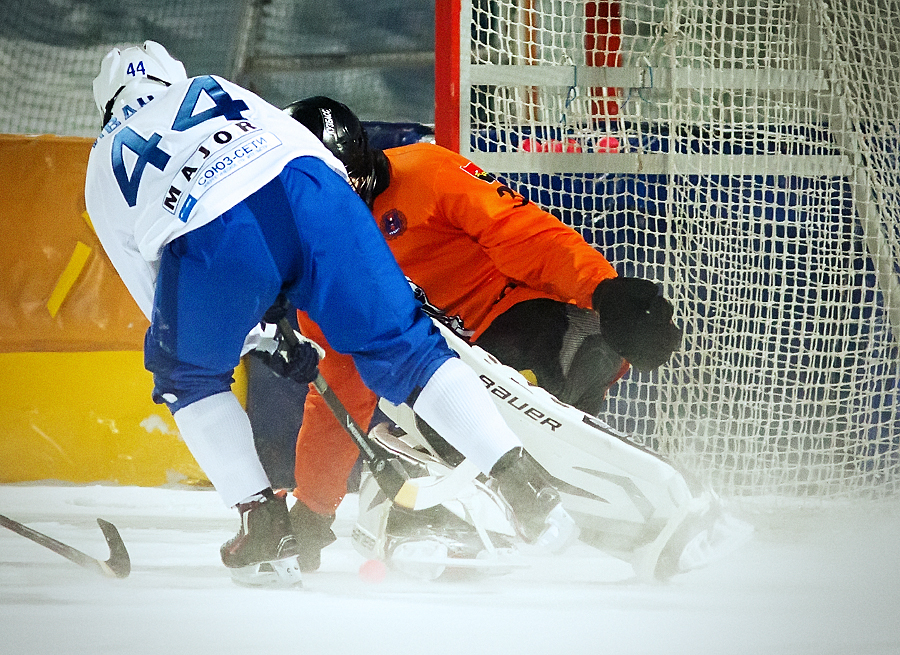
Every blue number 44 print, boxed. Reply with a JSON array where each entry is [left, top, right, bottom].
[[111, 129, 170, 207], [126, 61, 146, 77], [110, 76, 249, 207], [172, 76, 249, 132]]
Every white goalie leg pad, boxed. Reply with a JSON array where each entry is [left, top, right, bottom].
[[354, 425, 523, 579], [354, 469, 453, 580], [364, 421, 518, 542], [404, 320, 745, 579]]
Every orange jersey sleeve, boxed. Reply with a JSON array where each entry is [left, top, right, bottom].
[[371, 143, 617, 338]]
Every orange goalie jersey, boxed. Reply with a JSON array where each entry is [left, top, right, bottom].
[[293, 142, 617, 514]]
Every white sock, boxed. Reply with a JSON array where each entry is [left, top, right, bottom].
[[173, 391, 271, 508], [412, 357, 522, 474]]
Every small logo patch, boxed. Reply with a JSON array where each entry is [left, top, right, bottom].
[[380, 209, 407, 239], [460, 161, 496, 183]]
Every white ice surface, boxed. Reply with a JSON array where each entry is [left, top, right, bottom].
[[1, 483, 898, 655]]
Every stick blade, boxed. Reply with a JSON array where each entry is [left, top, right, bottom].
[[0, 513, 131, 579], [96, 518, 131, 579]]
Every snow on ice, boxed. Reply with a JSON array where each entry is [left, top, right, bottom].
[[1, 483, 898, 655]]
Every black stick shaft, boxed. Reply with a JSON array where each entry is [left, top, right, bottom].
[[276, 319, 409, 498]]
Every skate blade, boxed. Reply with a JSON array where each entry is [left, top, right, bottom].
[[390, 539, 449, 581], [389, 541, 527, 580], [228, 554, 304, 588], [526, 504, 581, 554]]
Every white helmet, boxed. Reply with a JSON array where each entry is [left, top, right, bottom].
[[92, 40, 187, 124]]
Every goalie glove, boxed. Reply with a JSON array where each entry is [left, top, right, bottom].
[[592, 277, 682, 371]]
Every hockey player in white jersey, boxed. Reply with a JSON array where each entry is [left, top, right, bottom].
[[84, 41, 577, 587]]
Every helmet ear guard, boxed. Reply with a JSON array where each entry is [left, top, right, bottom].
[[93, 40, 187, 126]]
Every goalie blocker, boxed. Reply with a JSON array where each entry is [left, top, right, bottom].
[[365, 320, 750, 581]]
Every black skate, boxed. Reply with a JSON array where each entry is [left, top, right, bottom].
[[490, 447, 580, 552], [220, 489, 303, 587], [288, 500, 336, 573]]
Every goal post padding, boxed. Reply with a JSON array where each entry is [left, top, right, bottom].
[[435, 0, 900, 502]]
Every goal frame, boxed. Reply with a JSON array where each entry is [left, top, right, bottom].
[[432, 0, 900, 503]]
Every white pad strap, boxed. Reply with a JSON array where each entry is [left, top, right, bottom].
[[173, 391, 271, 507], [413, 357, 522, 474]]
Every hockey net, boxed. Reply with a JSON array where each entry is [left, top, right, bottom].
[[436, 0, 900, 503]]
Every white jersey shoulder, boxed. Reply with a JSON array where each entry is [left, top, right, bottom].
[[84, 74, 347, 318]]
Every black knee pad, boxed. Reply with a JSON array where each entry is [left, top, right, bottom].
[[476, 298, 568, 398]]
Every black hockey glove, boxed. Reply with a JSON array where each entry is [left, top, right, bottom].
[[251, 334, 320, 386], [249, 295, 321, 386], [261, 293, 292, 325], [592, 277, 682, 371]]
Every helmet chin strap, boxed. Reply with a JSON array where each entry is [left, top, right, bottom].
[[101, 75, 172, 128], [101, 86, 125, 127], [354, 171, 377, 209]]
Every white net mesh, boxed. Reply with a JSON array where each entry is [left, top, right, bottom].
[[459, 0, 900, 502]]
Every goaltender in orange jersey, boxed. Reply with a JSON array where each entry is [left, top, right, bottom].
[[282, 97, 682, 572]]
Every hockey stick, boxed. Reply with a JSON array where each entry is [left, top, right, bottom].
[[0, 514, 130, 579], [275, 318, 479, 510]]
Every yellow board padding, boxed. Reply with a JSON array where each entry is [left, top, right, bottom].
[[0, 351, 248, 486], [46, 241, 92, 318], [0, 136, 148, 353]]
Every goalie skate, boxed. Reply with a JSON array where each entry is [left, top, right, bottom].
[[351, 423, 521, 580], [375, 318, 750, 581]]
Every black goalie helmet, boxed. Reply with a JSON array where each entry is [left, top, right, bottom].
[[284, 96, 379, 207]]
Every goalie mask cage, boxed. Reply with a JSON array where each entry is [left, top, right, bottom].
[[436, 0, 900, 503]]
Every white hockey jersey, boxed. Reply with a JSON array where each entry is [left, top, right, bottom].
[[84, 74, 348, 319]]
